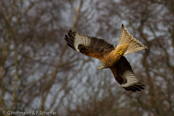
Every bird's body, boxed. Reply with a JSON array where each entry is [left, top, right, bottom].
[[100, 43, 129, 68], [65, 24, 147, 92]]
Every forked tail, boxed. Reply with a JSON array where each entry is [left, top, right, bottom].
[[117, 24, 147, 55]]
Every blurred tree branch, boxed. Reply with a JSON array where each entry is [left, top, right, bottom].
[[0, 0, 173, 116]]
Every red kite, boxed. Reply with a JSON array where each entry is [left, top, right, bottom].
[[65, 24, 147, 92]]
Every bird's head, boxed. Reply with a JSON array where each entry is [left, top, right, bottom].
[[98, 63, 105, 70]]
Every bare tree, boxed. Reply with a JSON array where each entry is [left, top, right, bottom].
[[0, 0, 93, 115], [66, 0, 174, 116], [0, 0, 173, 116]]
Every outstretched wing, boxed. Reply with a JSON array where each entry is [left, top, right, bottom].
[[110, 56, 145, 92], [65, 30, 115, 61], [117, 24, 147, 55]]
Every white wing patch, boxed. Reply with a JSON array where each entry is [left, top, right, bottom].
[[121, 70, 139, 88], [74, 33, 91, 52]]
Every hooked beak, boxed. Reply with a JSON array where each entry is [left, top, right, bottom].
[[98, 66, 101, 70]]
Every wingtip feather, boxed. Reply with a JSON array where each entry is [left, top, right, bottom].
[[122, 23, 124, 28], [123, 82, 145, 92]]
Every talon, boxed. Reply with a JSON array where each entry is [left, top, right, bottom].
[[118, 50, 122, 55]]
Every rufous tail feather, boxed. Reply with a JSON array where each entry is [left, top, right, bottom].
[[117, 24, 147, 55]]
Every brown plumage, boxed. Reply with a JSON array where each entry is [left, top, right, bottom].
[[64, 24, 147, 92]]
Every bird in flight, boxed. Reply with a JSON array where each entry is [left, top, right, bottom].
[[65, 24, 147, 92]]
